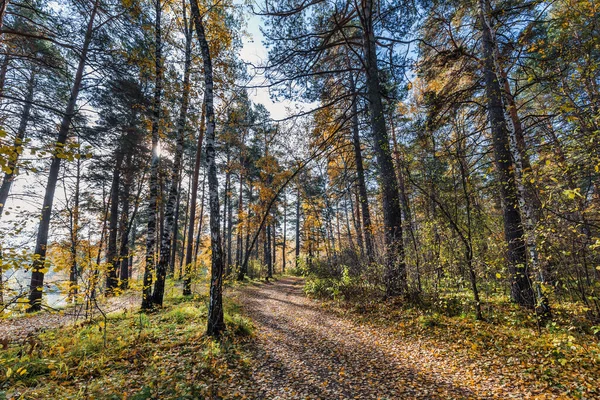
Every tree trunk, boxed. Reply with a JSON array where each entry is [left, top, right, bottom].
[[170, 176, 182, 276], [479, 0, 534, 308], [190, 0, 225, 336], [152, 13, 192, 306], [183, 103, 205, 295], [295, 182, 301, 269], [358, 0, 406, 296], [178, 175, 191, 278], [282, 191, 287, 273], [194, 172, 207, 261], [117, 153, 132, 290], [0, 70, 35, 218], [68, 156, 81, 301], [27, 0, 98, 311], [349, 74, 374, 261], [141, 0, 163, 310], [106, 152, 123, 295]]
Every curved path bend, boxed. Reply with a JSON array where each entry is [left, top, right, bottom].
[[233, 277, 502, 400]]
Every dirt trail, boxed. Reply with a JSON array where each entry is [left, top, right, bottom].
[[234, 276, 521, 400]]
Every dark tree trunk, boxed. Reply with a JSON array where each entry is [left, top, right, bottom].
[[190, 0, 225, 336], [282, 191, 287, 273], [479, 0, 534, 308], [227, 179, 233, 273], [118, 155, 132, 290], [351, 185, 364, 256], [236, 171, 244, 273], [194, 173, 207, 261], [106, 153, 123, 295], [27, 0, 98, 311], [295, 182, 301, 269], [266, 223, 273, 279], [141, 0, 163, 310], [183, 104, 205, 295], [357, 0, 406, 295], [152, 12, 192, 306], [170, 177, 182, 276], [349, 75, 374, 261], [0, 70, 35, 218], [178, 175, 191, 278], [68, 156, 81, 301]]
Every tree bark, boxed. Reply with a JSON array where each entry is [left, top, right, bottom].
[[106, 152, 123, 295], [190, 0, 225, 336], [141, 0, 163, 310], [68, 156, 81, 301], [295, 182, 301, 269], [152, 12, 192, 306], [349, 74, 374, 261], [183, 103, 205, 295], [479, 0, 534, 308], [27, 0, 98, 311], [357, 0, 406, 295], [117, 152, 132, 290]]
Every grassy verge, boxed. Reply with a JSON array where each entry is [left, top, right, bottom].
[[0, 292, 254, 399]]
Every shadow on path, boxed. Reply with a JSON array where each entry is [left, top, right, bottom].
[[233, 277, 480, 399]]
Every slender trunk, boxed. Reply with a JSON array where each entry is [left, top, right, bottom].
[[489, 19, 549, 318], [223, 150, 230, 273], [121, 164, 144, 289], [0, 70, 35, 218], [178, 175, 192, 278], [479, 0, 534, 308], [106, 153, 123, 295], [170, 176, 182, 275], [266, 223, 272, 279], [141, 0, 163, 310], [351, 185, 364, 256], [183, 104, 205, 295], [68, 156, 81, 301], [194, 172, 207, 261], [456, 134, 482, 320], [227, 178, 233, 273], [295, 182, 301, 268], [236, 171, 244, 272], [152, 14, 192, 306], [282, 191, 287, 273], [344, 192, 356, 252], [349, 74, 374, 261], [272, 220, 276, 273], [91, 183, 110, 300], [358, 0, 406, 295], [27, 0, 98, 311], [117, 151, 133, 290], [190, 0, 225, 336]]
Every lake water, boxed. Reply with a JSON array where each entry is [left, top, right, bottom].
[[3, 268, 69, 308]]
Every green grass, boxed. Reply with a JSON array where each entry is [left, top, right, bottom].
[[0, 293, 254, 399]]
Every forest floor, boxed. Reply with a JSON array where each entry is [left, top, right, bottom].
[[1, 277, 598, 399], [230, 276, 599, 399]]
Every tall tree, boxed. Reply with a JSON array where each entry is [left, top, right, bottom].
[[27, 0, 99, 311]]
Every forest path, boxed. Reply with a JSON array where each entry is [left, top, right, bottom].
[[233, 276, 513, 400]]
